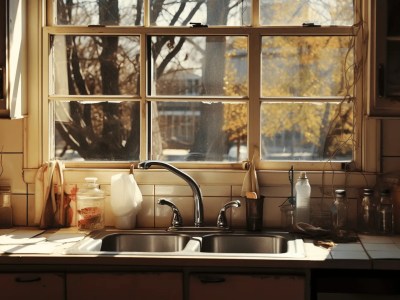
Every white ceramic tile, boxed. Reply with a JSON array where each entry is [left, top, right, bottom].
[[232, 185, 242, 197], [0, 119, 23, 152], [332, 243, 363, 251], [155, 185, 192, 196], [330, 250, 369, 260], [138, 185, 154, 196], [363, 243, 398, 251], [262, 185, 291, 198], [231, 200, 246, 228], [11, 194, 27, 226], [391, 235, 400, 244], [0, 154, 26, 193], [263, 197, 283, 228], [359, 234, 394, 244], [367, 250, 400, 259], [136, 196, 155, 228], [201, 185, 231, 197], [27, 194, 36, 226], [27, 183, 35, 195], [103, 195, 113, 226]]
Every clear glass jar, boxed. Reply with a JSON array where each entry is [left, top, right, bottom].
[[359, 188, 376, 234], [77, 177, 105, 231], [377, 189, 394, 235], [331, 189, 348, 230], [280, 204, 295, 230]]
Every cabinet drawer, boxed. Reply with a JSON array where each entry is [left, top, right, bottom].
[[0, 273, 65, 300], [67, 272, 183, 300], [189, 273, 305, 300]]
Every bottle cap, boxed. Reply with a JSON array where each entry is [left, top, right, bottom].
[[363, 188, 373, 195], [335, 189, 346, 196], [298, 171, 307, 179]]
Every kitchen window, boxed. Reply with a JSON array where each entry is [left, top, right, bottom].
[[43, 0, 363, 170]]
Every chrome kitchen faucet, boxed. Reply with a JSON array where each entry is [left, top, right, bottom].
[[138, 160, 204, 227]]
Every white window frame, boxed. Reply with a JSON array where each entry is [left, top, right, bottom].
[[23, 0, 379, 178]]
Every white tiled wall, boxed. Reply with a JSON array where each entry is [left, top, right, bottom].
[[0, 119, 28, 226], [2, 118, 400, 230]]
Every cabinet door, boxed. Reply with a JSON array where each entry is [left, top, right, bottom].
[[66, 272, 183, 300], [189, 273, 305, 300], [369, 0, 400, 117], [0, 273, 65, 300]]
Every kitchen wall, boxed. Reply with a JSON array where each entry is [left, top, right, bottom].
[[0, 118, 399, 229]]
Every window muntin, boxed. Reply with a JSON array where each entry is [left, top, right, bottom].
[[150, 0, 251, 26], [54, 0, 144, 26], [47, 0, 358, 166], [151, 101, 248, 162], [259, 0, 354, 26], [150, 36, 248, 96]]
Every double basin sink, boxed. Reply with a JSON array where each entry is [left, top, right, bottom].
[[66, 229, 305, 258]]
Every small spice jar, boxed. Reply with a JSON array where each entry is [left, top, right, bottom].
[[331, 189, 348, 231], [358, 188, 376, 234], [377, 189, 394, 235]]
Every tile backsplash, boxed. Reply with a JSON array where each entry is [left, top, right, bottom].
[[1, 118, 400, 230]]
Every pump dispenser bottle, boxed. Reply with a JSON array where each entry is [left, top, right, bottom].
[[295, 172, 311, 224]]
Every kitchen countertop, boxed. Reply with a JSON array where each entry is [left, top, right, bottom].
[[1, 228, 400, 272]]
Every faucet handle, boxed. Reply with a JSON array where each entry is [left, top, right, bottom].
[[217, 200, 241, 228], [158, 199, 183, 227]]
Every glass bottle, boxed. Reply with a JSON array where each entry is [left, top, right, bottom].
[[359, 188, 376, 234], [331, 189, 348, 231], [377, 189, 394, 235], [295, 171, 311, 223], [77, 177, 105, 231]]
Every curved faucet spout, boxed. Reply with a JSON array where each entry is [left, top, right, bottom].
[[138, 160, 204, 227]]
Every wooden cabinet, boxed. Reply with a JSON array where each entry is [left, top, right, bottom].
[[188, 273, 305, 300], [66, 272, 183, 300], [0, 0, 26, 119], [369, 0, 400, 117], [0, 273, 65, 300]]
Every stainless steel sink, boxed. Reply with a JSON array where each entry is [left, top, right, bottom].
[[65, 229, 305, 258], [200, 233, 287, 254], [100, 233, 191, 252]]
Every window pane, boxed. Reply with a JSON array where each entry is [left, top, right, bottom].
[[151, 102, 247, 162], [260, 0, 354, 26], [151, 36, 248, 96], [150, 0, 251, 26], [50, 35, 140, 96], [261, 36, 354, 97], [261, 102, 353, 161], [54, 101, 140, 161], [55, 0, 144, 26]]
